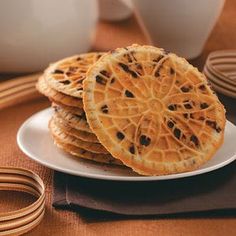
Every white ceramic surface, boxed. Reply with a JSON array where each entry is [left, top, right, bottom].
[[98, 0, 133, 21], [133, 0, 225, 59], [17, 108, 236, 181], [0, 0, 98, 73]]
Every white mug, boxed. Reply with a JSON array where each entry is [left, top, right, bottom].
[[133, 0, 225, 59], [0, 0, 98, 73]]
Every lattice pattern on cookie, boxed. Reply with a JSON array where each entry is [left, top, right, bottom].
[[45, 53, 104, 98], [36, 76, 83, 108], [49, 118, 108, 154], [52, 113, 99, 143], [83, 44, 226, 175]]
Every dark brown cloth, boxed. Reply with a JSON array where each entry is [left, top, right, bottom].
[[53, 161, 236, 216]]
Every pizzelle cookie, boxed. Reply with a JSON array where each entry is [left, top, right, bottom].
[[51, 102, 84, 116], [53, 135, 123, 166], [36, 76, 83, 108], [52, 113, 99, 143], [55, 105, 92, 133], [49, 118, 108, 154], [44, 53, 104, 98], [83, 44, 226, 176]]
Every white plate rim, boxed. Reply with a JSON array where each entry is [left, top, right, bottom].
[[17, 108, 236, 181]]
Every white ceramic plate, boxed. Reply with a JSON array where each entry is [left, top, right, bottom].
[[17, 108, 236, 181]]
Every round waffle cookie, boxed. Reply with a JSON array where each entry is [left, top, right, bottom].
[[83, 44, 226, 176], [53, 136, 122, 166], [36, 76, 83, 108], [49, 118, 108, 154], [52, 102, 85, 116], [55, 105, 92, 133], [44, 52, 104, 98], [52, 113, 99, 143]]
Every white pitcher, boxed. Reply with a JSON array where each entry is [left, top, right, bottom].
[[133, 0, 225, 59]]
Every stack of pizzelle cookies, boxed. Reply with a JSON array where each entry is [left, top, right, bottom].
[[36, 53, 123, 166], [37, 44, 226, 176]]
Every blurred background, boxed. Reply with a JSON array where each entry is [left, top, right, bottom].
[[0, 0, 235, 116], [0, 0, 234, 74]]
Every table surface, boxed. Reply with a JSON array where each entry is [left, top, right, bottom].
[[0, 0, 236, 235]]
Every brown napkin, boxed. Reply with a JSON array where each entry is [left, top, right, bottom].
[[53, 161, 236, 216]]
